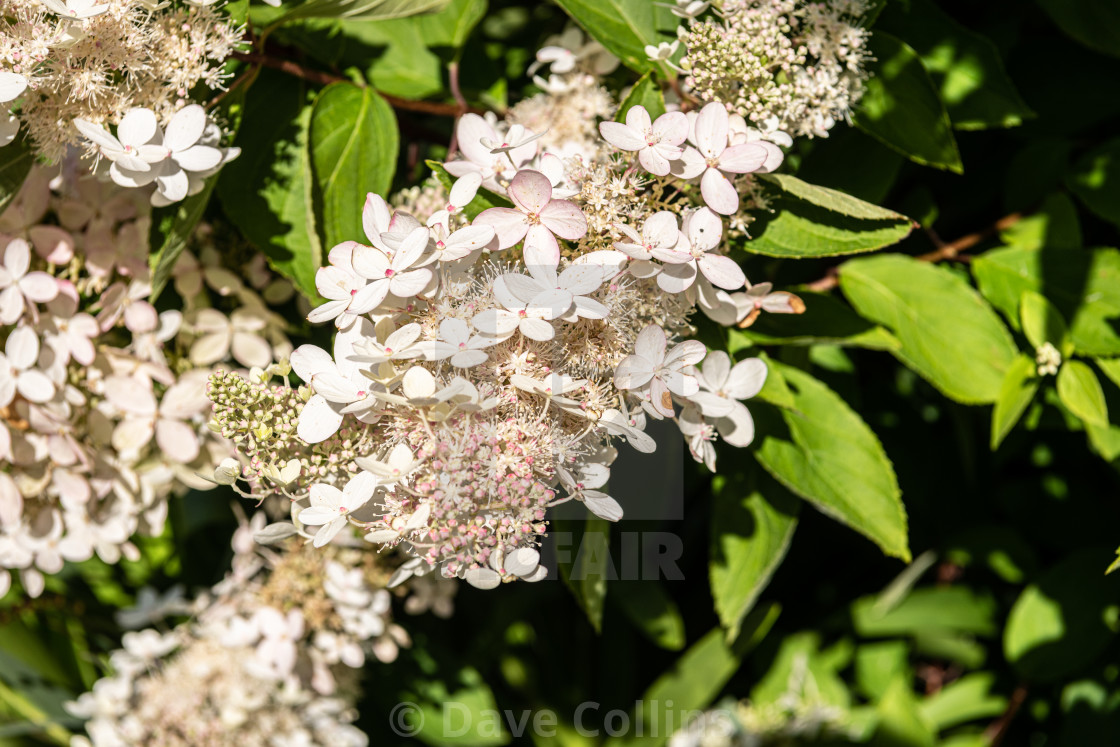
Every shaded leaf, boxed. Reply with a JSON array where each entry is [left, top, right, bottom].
[[616, 72, 666, 122], [557, 516, 610, 633], [611, 581, 685, 651], [991, 353, 1040, 450], [1057, 359, 1108, 426], [0, 134, 33, 216], [729, 291, 900, 350], [1038, 0, 1120, 58], [1068, 137, 1120, 227], [759, 174, 910, 221], [554, 0, 678, 75]]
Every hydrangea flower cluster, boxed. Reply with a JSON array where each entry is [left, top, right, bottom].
[[212, 52, 810, 591], [677, 0, 872, 138], [67, 511, 441, 747], [0, 0, 243, 202], [0, 164, 291, 599]]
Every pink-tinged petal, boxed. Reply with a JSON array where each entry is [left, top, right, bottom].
[[290, 345, 335, 382], [173, 145, 223, 172], [638, 146, 672, 176], [351, 245, 391, 279], [347, 279, 391, 314], [701, 350, 732, 390], [665, 340, 707, 369], [0, 287, 21, 325], [109, 160, 157, 187], [652, 111, 689, 146], [388, 268, 433, 299], [614, 355, 655, 390], [443, 160, 481, 180], [657, 261, 698, 293], [757, 141, 785, 173], [571, 295, 609, 319], [29, 226, 75, 265], [668, 146, 707, 180], [598, 121, 645, 152], [18, 272, 59, 303], [648, 376, 676, 418], [0, 473, 21, 528], [445, 224, 495, 253], [508, 170, 553, 214], [472, 309, 519, 337], [651, 245, 692, 264], [312, 518, 347, 548], [455, 113, 498, 165], [464, 567, 502, 589], [540, 199, 587, 240], [104, 375, 157, 415], [762, 291, 804, 313], [450, 349, 489, 368], [5, 325, 38, 369], [614, 239, 650, 260], [232, 332, 273, 369], [163, 105, 206, 151], [686, 206, 724, 251], [691, 391, 736, 418], [700, 168, 739, 215], [73, 118, 120, 151], [501, 272, 545, 303], [307, 298, 349, 324], [4, 238, 30, 278], [699, 253, 746, 290], [189, 331, 230, 366], [718, 142, 769, 174], [155, 167, 190, 203], [634, 324, 666, 363], [298, 505, 338, 526], [362, 193, 392, 244], [724, 358, 767, 400], [474, 207, 528, 250], [529, 287, 573, 320], [117, 108, 158, 148], [309, 483, 344, 509], [717, 402, 755, 447], [328, 241, 360, 272], [438, 318, 471, 344], [297, 394, 345, 444], [523, 224, 561, 269], [112, 417, 155, 454], [661, 368, 700, 397], [156, 418, 199, 463], [449, 172, 482, 207], [537, 153, 566, 187], [0, 376, 13, 408], [559, 264, 602, 296], [124, 301, 158, 333], [509, 138, 539, 168], [391, 226, 430, 271], [629, 259, 660, 278], [16, 370, 52, 402], [519, 317, 555, 341], [693, 102, 729, 159], [624, 104, 652, 133], [583, 491, 623, 522]]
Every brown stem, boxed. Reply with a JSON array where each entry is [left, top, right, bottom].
[[230, 51, 485, 117], [984, 683, 1029, 747], [446, 60, 469, 159], [804, 211, 1024, 293]]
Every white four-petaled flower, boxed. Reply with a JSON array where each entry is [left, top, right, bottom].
[[299, 472, 379, 548]]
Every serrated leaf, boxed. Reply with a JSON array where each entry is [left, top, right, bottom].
[[753, 362, 910, 561], [610, 581, 685, 651], [991, 354, 1040, 450], [973, 246, 1120, 356], [0, 134, 33, 216], [876, 0, 1033, 130], [1068, 137, 1120, 227], [554, 0, 678, 75], [1038, 0, 1120, 58], [217, 71, 322, 300], [840, 255, 1018, 403], [758, 174, 909, 221], [616, 71, 665, 121], [310, 83, 398, 252], [1057, 359, 1108, 426], [1020, 290, 1070, 353], [427, 159, 512, 219], [729, 291, 900, 350], [853, 32, 962, 173], [709, 472, 799, 643]]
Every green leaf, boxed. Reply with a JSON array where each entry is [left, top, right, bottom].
[[852, 587, 998, 637], [991, 354, 1041, 450], [758, 174, 910, 221], [1038, 0, 1120, 58], [999, 192, 1082, 251], [148, 180, 217, 301], [1068, 137, 1120, 227], [1057, 359, 1109, 426], [276, 0, 451, 23], [0, 134, 33, 216], [876, 0, 1033, 130], [427, 160, 512, 219], [616, 72, 666, 122], [853, 32, 962, 173], [217, 71, 323, 300], [918, 673, 1007, 731], [554, 0, 678, 75], [753, 352, 796, 410], [752, 632, 852, 710], [873, 676, 936, 747], [309, 83, 399, 252], [1005, 549, 1120, 681], [1020, 290, 1071, 353], [840, 254, 1018, 404], [709, 472, 799, 643], [1096, 357, 1120, 390], [729, 291, 900, 350], [753, 362, 910, 561], [557, 516, 610, 633], [403, 665, 509, 746], [610, 581, 685, 651], [973, 246, 1120, 356], [741, 178, 913, 258]]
